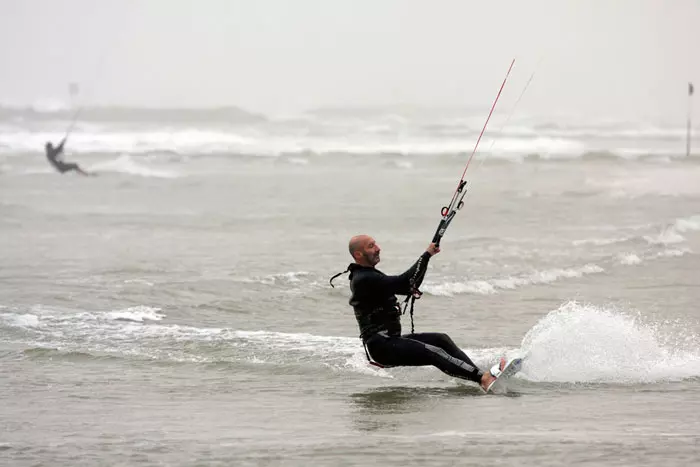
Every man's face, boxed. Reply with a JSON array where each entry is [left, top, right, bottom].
[[359, 237, 381, 266]]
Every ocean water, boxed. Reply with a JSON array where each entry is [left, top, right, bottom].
[[1, 105, 700, 466]]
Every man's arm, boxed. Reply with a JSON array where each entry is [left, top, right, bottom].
[[373, 243, 440, 296], [378, 252, 431, 295], [56, 137, 66, 154]]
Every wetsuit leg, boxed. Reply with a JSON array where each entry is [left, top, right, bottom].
[[365, 332, 484, 383], [62, 163, 80, 173], [403, 332, 481, 371], [55, 162, 77, 173]]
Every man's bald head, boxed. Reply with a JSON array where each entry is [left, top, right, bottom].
[[348, 235, 370, 258], [348, 235, 381, 266]]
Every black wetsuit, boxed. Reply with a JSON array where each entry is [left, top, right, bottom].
[[347, 253, 484, 383], [46, 140, 81, 174]]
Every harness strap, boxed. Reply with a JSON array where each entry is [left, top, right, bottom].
[[401, 253, 427, 334], [363, 344, 386, 368], [362, 332, 394, 369], [401, 293, 420, 334], [329, 265, 351, 288]]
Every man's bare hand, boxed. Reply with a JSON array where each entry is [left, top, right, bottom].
[[426, 243, 441, 256]]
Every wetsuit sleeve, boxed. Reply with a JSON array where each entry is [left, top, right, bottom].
[[373, 251, 431, 296], [56, 138, 66, 153]]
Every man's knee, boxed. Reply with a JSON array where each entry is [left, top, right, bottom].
[[434, 332, 454, 346]]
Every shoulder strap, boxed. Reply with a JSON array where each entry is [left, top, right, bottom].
[[329, 265, 351, 288]]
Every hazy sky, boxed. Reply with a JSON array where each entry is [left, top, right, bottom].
[[1, 0, 698, 120]]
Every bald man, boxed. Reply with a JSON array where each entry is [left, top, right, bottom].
[[343, 235, 502, 391]]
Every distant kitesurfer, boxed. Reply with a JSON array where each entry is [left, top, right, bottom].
[[45, 138, 91, 176], [333, 235, 504, 391]]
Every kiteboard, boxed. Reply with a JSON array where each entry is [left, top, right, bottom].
[[483, 357, 523, 394]]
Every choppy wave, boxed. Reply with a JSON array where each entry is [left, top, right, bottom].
[[568, 214, 697, 267], [88, 154, 180, 178], [618, 253, 643, 265], [0, 105, 698, 160], [644, 214, 700, 245], [2, 300, 699, 385], [654, 248, 691, 259], [105, 306, 165, 322], [422, 212, 698, 296], [233, 271, 312, 286], [0, 306, 379, 375], [423, 264, 605, 296], [0, 130, 695, 161], [572, 236, 634, 247]]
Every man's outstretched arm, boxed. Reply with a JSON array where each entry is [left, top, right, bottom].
[[56, 137, 67, 153], [374, 244, 440, 295]]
